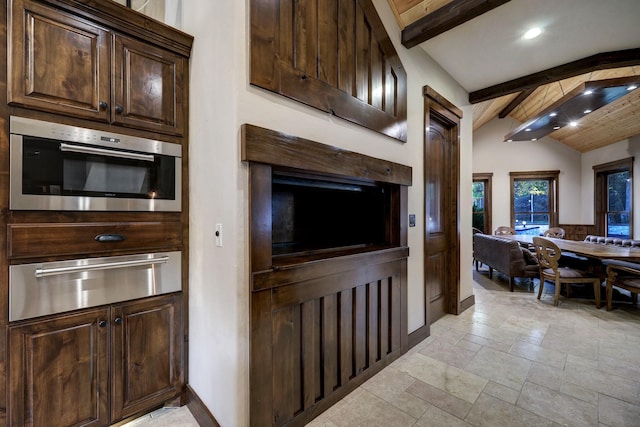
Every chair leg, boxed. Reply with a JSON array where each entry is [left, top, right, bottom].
[[509, 277, 515, 292], [606, 282, 614, 311], [537, 276, 544, 300], [632, 293, 638, 305], [593, 279, 601, 309], [554, 280, 561, 306]]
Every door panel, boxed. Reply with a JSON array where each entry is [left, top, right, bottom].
[[425, 121, 449, 323]]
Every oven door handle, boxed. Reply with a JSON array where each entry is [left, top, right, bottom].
[[34, 256, 170, 278], [59, 142, 155, 162]]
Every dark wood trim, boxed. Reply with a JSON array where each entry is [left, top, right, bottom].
[[40, 0, 193, 55], [473, 173, 493, 235], [459, 294, 475, 313], [423, 85, 461, 321], [509, 170, 560, 228], [241, 124, 412, 185], [498, 88, 535, 118], [423, 86, 463, 119], [402, 0, 511, 48], [185, 385, 220, 427], [408, 325, 429, 349], [593, 157, 634, 237], [470, 48, 640, 103]]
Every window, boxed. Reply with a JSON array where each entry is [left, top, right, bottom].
[[472, 173, 492, 233], [510, 171, 559, 235], [594, 158, 633, 238]]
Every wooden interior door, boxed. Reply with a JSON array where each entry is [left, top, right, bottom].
[[423, 88, 461, 325]]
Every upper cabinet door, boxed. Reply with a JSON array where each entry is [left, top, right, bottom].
[[113, 34, 186, 136], [8, 0, 111, 121]]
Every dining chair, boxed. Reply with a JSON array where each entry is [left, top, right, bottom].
[[543, 227, 565, 239], [532, 236, 601, 308], [602, 259, 640, 311], [494, 226, 516, 235]]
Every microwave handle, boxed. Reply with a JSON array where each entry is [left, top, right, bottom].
[[59, 142, 155, 162], [35, 256, 169, 278]]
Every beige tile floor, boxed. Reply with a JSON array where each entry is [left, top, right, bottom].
[[135, 267, 640, 426]]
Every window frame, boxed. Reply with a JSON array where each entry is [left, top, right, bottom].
[[510, 170, 559, 230], [472, 173, 493, 234], [593, 157, 633, 238]]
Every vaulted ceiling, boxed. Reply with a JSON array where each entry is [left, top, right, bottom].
[[386, 0, 640, 152]]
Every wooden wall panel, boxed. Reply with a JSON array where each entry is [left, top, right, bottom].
[[250, 0, 408, 142], [252, 261, 405, 426]]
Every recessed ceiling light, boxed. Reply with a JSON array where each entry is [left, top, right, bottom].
[[531, 138, 537, 141], [584, 90, 593, 95], [525, 128, 532, 132], [523, 27, 542, 40], [549, 112, 557, 117], [553, 126, 560, 130], [570, 121, 578, 127], [506, 139, 513, 142], [584, 109, 592, 114], [628, 85, 638, 91]]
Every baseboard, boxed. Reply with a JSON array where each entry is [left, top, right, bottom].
[[460, 294, 475, 313], [186, 385, 220, 427], [408, 324, 429, 349]]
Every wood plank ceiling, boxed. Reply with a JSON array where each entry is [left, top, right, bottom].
[[386, 0, 640, 152]]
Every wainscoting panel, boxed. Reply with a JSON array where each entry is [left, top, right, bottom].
[[251, 259, 406, 426]]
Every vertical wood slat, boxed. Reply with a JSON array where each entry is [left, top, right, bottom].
[[337, 0, 355, 96], [317, 0, 338, 86], [355, 3, 370, 104], [279, 0, 294, 68], [292, 305, 302, 415], [371, 44, 384, 110], [379, 279, 390, 356], [367, 281, 379, 365], [391, 278, 401, 352], [322, 294, 338, 396], [385, 62, 397, 116], [272, 308, 295, 426], [353, 284, 367, 375], [294, 0, 318, 76], [301, 300, 316, 410], [313, 298, 322, 402], [339, 289, 353, 384]]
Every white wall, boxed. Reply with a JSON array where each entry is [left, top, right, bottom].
[[180, 0, 473, 425], [473, 117, 583, 228]]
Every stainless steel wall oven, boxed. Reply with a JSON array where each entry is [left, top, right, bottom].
[[10, 116, 182, 211]]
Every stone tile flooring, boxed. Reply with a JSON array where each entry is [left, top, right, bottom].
[[136, 268, 640, 426], [308, 269, 640, 427]]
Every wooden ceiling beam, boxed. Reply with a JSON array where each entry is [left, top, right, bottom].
[[469, 48, 640, 104], [498, 88, 535, 118], [401, 0, 511, 49]]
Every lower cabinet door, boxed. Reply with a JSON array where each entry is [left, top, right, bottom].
[[8, 308, 110, 427], [110, 294, 183, 421]]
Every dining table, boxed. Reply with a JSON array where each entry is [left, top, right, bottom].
[[500, 234, 640, 261]]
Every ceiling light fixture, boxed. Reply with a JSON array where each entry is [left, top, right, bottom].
[[523, 27, 542, 40], [504, 76, 640, 142]]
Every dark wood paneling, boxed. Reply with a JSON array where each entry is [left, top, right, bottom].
[[241, 124, 412, 186], [250, 0, 407, 141], [7, 221, 181, 259], [186, 385, 221, 427], [252, 260, 405, 426], [559, 224, 596, 241]]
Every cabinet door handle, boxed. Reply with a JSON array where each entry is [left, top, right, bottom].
[[99, 320, 108, 328], [99, 101, 108, 110], [115, 105, 124, 114], [114, 317, 123, 325]]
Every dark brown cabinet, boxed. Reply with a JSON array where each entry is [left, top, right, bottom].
[[8, 294, 183, 427], [8, 0, 187, 135]]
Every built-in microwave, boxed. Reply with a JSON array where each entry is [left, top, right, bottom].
[[9, 116, 181, 211]]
